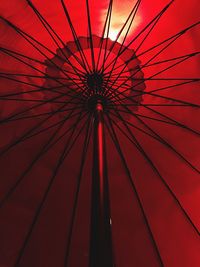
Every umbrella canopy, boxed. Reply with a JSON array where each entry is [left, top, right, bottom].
[[0, 0, 200, 267]]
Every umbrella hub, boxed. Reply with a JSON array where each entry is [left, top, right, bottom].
[[87, 94, 108, 113], [85, 72, 110, 112], [86, 72, 104, 94]]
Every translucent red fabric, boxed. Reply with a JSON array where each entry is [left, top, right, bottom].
[[0, 1, 200, 267]]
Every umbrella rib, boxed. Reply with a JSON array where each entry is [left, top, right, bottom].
[[109, 108, 185, 127], [109, 111, 200, 236], [103, 0, 141, 91], [0, 100, 83, 158], [0, 86, 84, 125], [86, 0, 96, 71], [100, 0, 141, 73], [105, 114, 164, 267], [108, 83, 200, 136], [105, 19, 199, 76], [0, 18, 86, 91], [64, 114, 92, 267], [129, 53, 200, 96], [136, 22, 200, 62], [101, 0, 113, 73], [0, 110, 87, 209], [0, 108, 83, 151], [13, 112, 88, 267], [0, 72, 82, 81], [0, 107, 84, 123], [0, 109, 83, 166], [0, 47, 86, 97], [124, 19, 200, 72], [109, 51, 199, 105], [0, 97, 82, 105], [0, 73, 89, 101], [116, 79, 200, 104], [0, 47, 80, 78], [115, 104, 198, 107], [0, 74, 66, 97], [0, 106, 84, 123], [96, 0, 113, 71], [27, 0, 87, 75], [148, 79, 200, 94], [142, 53, 200, 69], [109, 110, 162, 142], [60, 0, 92, 73], [26, 0, 86, 79], [112, 77, 200, 82], [110, 101, 200, 173], [132, 113, 200, 174], [0, 48, 66, 92], [106, 51, 200, 78], [103, 0, 174, 73], [139, 103, 200, 136]]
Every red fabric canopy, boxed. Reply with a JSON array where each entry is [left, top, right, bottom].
[[0, 1, 200, 266]]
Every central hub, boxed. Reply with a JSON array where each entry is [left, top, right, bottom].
[[86, 72, 104, 94], [85, 72, 109, 112]]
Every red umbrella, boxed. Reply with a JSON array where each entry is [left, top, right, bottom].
[[0, 0, 200, 267]]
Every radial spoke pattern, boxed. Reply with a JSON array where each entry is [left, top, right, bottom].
[[0, 0, 200, 267]]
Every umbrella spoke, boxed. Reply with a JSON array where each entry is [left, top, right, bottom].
[[0, 19, 87, 92], [0, 97, 82, 105], [60, 0, 92, 73], [112, 102, 200, 173], [115, 78, 200, 102], [100, 0, 141, 73], [110, 94, 200, 173], [96, 0, 113, 72], [0, 46, 82, 78], [131, 53, 200, 95], [0, 87, 84, 124], [109, 110, 165, 142], [102, 0, 141, 90], [103, 0, 174, 73], [131, 113, 200, 174], [105, 20, 199, 78], [0, 72, 82, 81], [0, 110, 88, 209], [140, 104, 200, 136], [107, 51, 200, 79], [0, 74, 66, 97], [0, 106, 83, 122], [86, 0, 95, 71], [0, 99, 84, 158], [0, 51, 83, 98], [64, 114, 92, 267], [100, 0, 113, 73], [108, 83, 200, 136], [13, 112, 89, 267], [109, 108, 183, 128], [142, 52, 200, 69], [0, 46, 87, 95], [105, 113, 164, 267], [109, 109, 200, 236], [0, 0, 199, 265], [27, 0, 88, 76], [109, 51, 200, 104]]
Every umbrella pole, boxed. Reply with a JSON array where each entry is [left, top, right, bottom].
[[90, 100, 114, 267]]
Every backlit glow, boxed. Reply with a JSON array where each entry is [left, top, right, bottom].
[[101, 1, 142, 44], [109, 29, 119, 41]]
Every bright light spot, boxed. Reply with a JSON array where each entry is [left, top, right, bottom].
[[101, 1, 142, 44], [109, 29, 119, 41]]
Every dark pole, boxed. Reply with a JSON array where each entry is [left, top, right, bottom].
[[90, 100, 114, 267]]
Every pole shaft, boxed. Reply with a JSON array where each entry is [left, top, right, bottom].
[[90, 102, 114, 267]]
